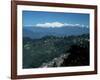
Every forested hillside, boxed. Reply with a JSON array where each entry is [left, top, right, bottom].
[[23, 34, 89, 68]]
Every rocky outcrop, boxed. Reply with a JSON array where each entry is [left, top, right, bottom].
[[40, 53, 70, 67]]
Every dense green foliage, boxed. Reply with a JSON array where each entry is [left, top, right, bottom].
[[23, 34, 89, 68]]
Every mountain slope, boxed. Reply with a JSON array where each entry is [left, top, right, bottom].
[[23, 26, 89, 39], [23, 34, 89, 68]]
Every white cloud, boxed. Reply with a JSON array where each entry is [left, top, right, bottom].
[[75, 24, 80, 26], [86, 25, 89, 28], [36, 22, 65, 28], [81, 24, 85, 27], [35, 22, 88, 28]]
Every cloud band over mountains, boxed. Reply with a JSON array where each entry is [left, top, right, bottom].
[[35, 22, 88, 28]]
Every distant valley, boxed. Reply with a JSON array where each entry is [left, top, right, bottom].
[[23, 26, 89, 39]]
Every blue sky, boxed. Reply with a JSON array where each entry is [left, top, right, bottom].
[[22, 10, 89, 28]]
